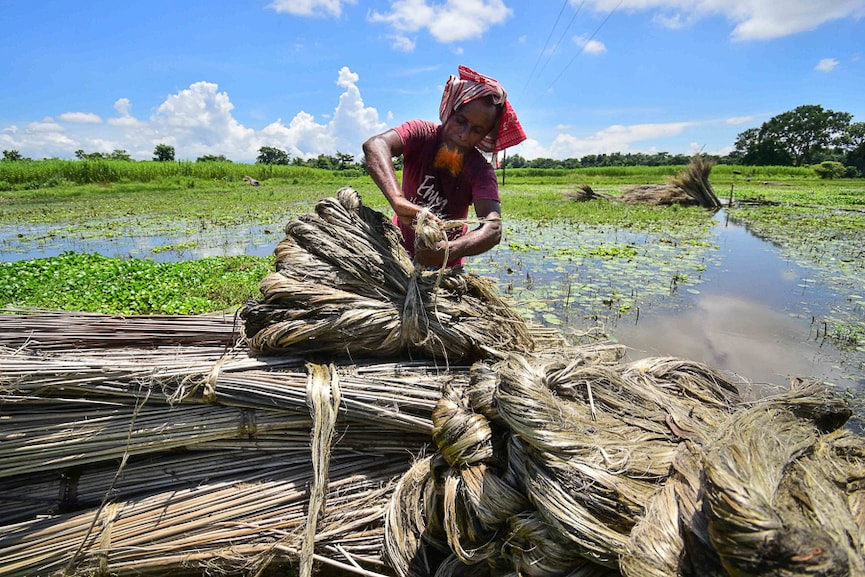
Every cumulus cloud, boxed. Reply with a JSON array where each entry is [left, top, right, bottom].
[[815, 58, 840, 72], [586, 0, 865, 41], [58, 112, 102, 124], [574, 34, 607, 54], [389, 34, 416, 52], [369, 0, 512, 43], [108, 98, 146, 128], [0, 69, 387, 162], [512, 120, 696, 159], [268, 0, 355, 17]]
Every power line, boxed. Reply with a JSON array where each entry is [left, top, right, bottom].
[[545, 0, 623, 92], [523, 0, 585, 90], [533, 1, 586, 89], [523, 0, 570, 91]]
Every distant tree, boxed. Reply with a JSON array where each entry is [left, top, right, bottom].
[[256, 146, 290, 165], [153, 144, 176, 162], [527, 157, 560, 169], [109, 149, 132, 161], [731, 127, 792, 166], [335, 151, 355, 169], [314, 154, 337, 170], [757, 105, 852, 166], [196, 154, 232, 163], [504, 153, 527, 168], [2, 150, 25, 162], [74, 149, 108, 161], [843, 122, 865, 175]]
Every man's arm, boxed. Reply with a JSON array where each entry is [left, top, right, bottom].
[[363, 130, 426, 227], [414, 198, 502, 267]]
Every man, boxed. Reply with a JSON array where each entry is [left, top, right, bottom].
[[363, 65, 526, 268]]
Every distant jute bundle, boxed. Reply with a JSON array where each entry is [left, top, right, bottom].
[[241, 186, 533, 361], [385, 353, 865, 576]]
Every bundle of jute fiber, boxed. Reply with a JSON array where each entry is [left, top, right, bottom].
[[384, 353, 865, 576], [240, 186, 534, 362]]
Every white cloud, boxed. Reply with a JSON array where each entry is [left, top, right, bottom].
[[725, 115, 754, 125], [369, 0, 512, 43], [815, 58, 840, 72], [389, 34, 416, 52], [574, 34, 607, 54], [586, 0, 865, 41], [512, 120, 695, 159], [58, 112, 102, 124], [28, 118, 64, 133], [268, 0, 355, 17], [0, 69, 387, 162], [108, 98, 146, 128]]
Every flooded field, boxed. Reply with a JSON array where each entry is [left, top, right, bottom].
[[2, 203, 863, 419]]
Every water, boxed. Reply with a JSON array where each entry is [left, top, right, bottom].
[[615, 212, 863, 392]]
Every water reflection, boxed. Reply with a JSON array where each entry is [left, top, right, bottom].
[[615, 211, 864, 393]]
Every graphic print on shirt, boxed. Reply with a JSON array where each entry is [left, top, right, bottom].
[[416, 174, 448, 217]]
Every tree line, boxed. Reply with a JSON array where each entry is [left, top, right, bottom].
[[3, 104, 862, 177]]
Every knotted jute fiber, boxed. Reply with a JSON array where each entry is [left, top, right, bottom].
[[240, 186, 534, 362], [384, 353, 865, 577]]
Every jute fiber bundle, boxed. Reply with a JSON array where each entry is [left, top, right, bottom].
[[240, 186, 534, 362], [385, 353, 865, 577]]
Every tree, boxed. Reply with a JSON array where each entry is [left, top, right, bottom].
[[335, 151, 355, 169], [731, 127, 791, 165], [843, 122, 865, 175], [153, 144, 175, 162], [109, 149, 132, 161], [256, 146, 290, 165], [505, 153, 527, 168], [2, 150, 25, 162], [196, 154, 231, 163], [759, 105, 852, 166]]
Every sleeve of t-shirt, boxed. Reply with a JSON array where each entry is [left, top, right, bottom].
[[394, 119, 437, 158], [470, 157, 500, 203]]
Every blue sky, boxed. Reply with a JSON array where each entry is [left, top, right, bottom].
[[2, 0, 863, 162]]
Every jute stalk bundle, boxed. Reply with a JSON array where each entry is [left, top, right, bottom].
[[240, 186, 534, 362], [385, 353, 865, 577], [0, 308, 239, 350]]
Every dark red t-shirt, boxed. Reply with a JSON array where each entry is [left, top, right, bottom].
[[394, 119, 499, 266]]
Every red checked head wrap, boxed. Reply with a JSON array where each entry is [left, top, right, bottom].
[[439, 65, 527, 153]]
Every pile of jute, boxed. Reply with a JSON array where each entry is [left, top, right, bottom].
[[387, 354, 865, 577], [239, 186, 534, 362], [1, 188, 863, 576]]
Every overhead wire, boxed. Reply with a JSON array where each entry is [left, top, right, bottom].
[[545, 0, 624, 91], [522, 0, 571, 91]]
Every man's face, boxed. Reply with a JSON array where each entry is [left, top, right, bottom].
[[441, 99, 499, 153]]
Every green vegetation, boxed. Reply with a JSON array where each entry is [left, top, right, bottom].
[[1, 165, 862, 331], [0, 252, 270, 314]]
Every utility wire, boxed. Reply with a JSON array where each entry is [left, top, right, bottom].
[[534, 1, 586, 88], [545, 0, 623, 92], [523, 0, 570, 91]]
